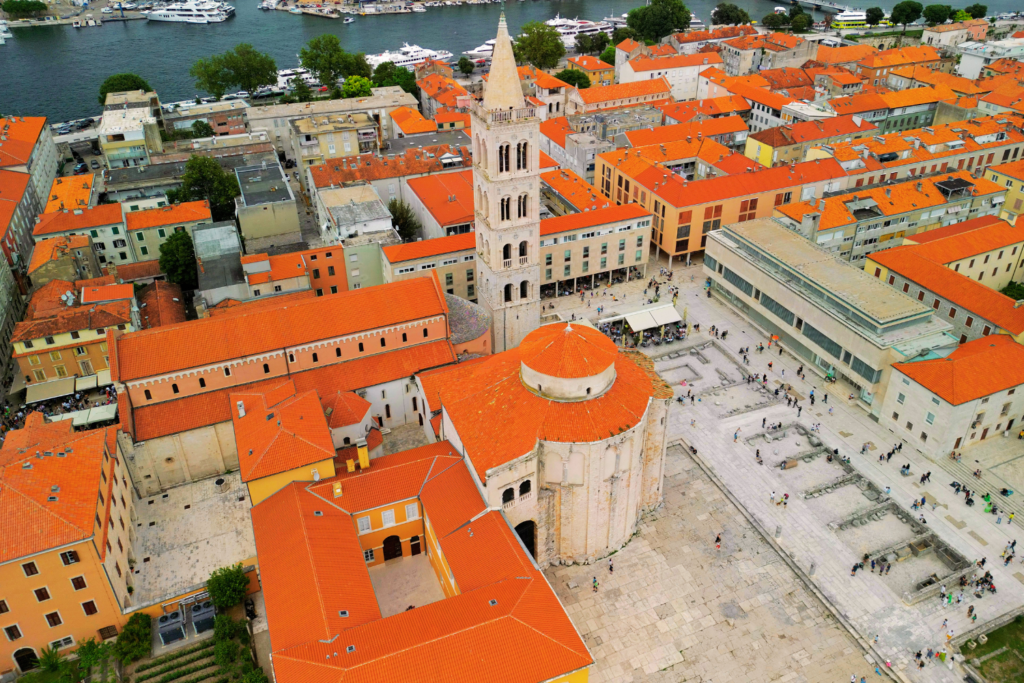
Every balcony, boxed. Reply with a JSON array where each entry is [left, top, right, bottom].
[[473, 101, 537, 124], [519, 256, 529, 266], [503, 258, 512, 268]]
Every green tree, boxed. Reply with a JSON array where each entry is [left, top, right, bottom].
[[627, 0, 691, 42], [457, 56, 476, 75], [341, 75, 373, 98], [220, 43, 277, 95], [788, 5, 805, 19], [1002, 281, 1024, 299], [214, 614, 241, 641], [73, 639, 108, 674], [372, 62, 418, 96], [611, 26, 639, 43], [865, 6, 886, 25], [574, 33, 593, 55], [207, 563, 250, 609], [166, 155, 241, 222], [710, 2, 750, 25], [240, 671, 270, 683], [514, 21, 566, 69], [387, 198, 422, 240], [189, 57, 232, 101], [761, 12, 787, 30], [38, 646, 66, 673], [158, 231, 198, 291], [964, 3, 987, 18], [791, 13, 812, 31], [890, 1, 923, 31], [600, 45, 616, 65], [112, 613, 152, 665], [1, 0, 47, 17], [347, 54, 373, 79], [952, 8, 972, 21], [554, 68, 591, 89], [300, 34, 349, 90], [290, 76, 314, 102], [923, 4, 951, 25], [214, 640, 240, 668], [191, 120, 214, 138], [97, 73, 152, 105], [591, 32, 610, 55]]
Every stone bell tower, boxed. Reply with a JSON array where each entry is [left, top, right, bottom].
[[470, 11, 541, 352]]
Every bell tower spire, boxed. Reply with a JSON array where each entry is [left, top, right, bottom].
[[470, 14, 541, 352]]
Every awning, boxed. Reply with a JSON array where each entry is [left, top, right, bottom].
[[992, 195, 1006, 205], [651, 306, 682, 326], [96, 369, 113, 387], [7, 372, 26, 397], [624, 311, 658, 332], [87, 404, 118, 424], [76, 375, 98, 391], [26, 377, 78, 404], [72, 411, 90, 426]]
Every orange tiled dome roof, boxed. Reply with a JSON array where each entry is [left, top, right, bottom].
[[519, 323, 618, 379]]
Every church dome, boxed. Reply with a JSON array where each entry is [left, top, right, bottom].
[[519, 323, 618, 400]]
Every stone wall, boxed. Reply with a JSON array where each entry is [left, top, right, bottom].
[[120, 424, 238, 498]]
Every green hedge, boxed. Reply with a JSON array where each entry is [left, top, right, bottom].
[[136, 654, 215, 683], [139, 658, 219, 683], [136, 641, 216, 673]]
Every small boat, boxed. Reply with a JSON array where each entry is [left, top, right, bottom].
[[774, 6, 787, 14], [343, 15, 354, 21], [289, 6, 301, 12], [72, 19, 82, 26], [411, 4, 425, 11]]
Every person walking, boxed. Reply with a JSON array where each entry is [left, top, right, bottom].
[[592, 577, 598, 593], [940, 619, 948, 630], [715, 534, 721, 550], [770, 491, 776, 504], [733, 429, 740, 443], [609, 559, 613, 574], [797, 405, 802, 417]]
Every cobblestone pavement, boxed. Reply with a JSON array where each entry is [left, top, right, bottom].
[[545, 445, 870, 683], [546, 255, 1024, 682]]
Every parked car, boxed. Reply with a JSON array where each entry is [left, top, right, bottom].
[[73, 163, 88, 175], [90, 159, 100, 169]]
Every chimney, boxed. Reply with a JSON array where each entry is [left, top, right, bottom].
[[885, 187, 891, 197], [915, 181, 922, 192], [799, 211, 821, 238]]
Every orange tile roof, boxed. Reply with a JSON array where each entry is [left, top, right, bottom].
[[894, 335, 1024, 405], [44, 175, 93, 214], [540, 203, 649, 238], [28, 235, 91, 275], [390, 106, 437, 136], [433, 108, 471, 127], [334, 425, 383, 462], [871, 248, 1024, 334], [33, 203, 124, 238], [672, 25, 757, 44], [520, 65, 571, 90], [723, 32, 803, 53], [113, 259, 163, 282], [131, 340, 457, 441], [900, 219, 1021, 264], [81, 283, 134, 304], [421, 333, 670, 479], [825, 71, 864, 85], [77, 274, 115, 289], [0, 116, 47, 169], [878, 85, 958, 109], [321, 389, 371, 428], [417, 73, 469, 109], [815, 44, 878, 65], [759, 66, 813, 91], [115, 276, 448, 382], [0, 170, 30, 247], [539, 116, 573, 148], [125, 200, 211, 231], [729, 84, 796, 111], [309, 144, 470, 188], [0, 417, 110, 563], [539, 150, 558, 169], [748, 114, 877, 147], [859, 46, 941, 69], [624, 115, 748, 147], [649, 43, 677, 56], [889, 66, 987, 95], [382, 232, 475, 264], [520, 322, 617, 378], [138, 281, 186, 329], [13, 300, 132, 345], [25, 279, 74, 320], [627, 52, 722, 72], [904, 215, 1005, 244], [540, 168, 606, 212], [829, 92, 890, 115], [207, 290, 317, 317], [573, 78, 671, 105], [406, 169, 474, 227], [231, 382, 336, 482], [617, 38, 643, 52], [990, 157, 1024, 180], [656, 95, 751, 122], [569, 55, 612, 71]]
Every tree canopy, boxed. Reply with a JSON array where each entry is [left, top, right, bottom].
[[922, 4, 951, 25], [600, 45, 616, 65], [761, 12, 787, 30], [514, 21, 566, 69], [710, 2, 750, 25], [189, 43, 276, 99], [627, 0, 691, 42], [341, 75, 373, 98], [890, 0, 923, 30], [207, 563, 250, 608], [457, 56, 475, 75], [964, 3, 987, 18], [158, 231, 199, 292], [191, 120, 214, 138], [865, 6, 886, 25], [611, 26, 639, 43], [290, 76, 314, 102], [372, 61, 418, 96], [166, 155, 241, 223], [387, 198, 422, 241], [1, 0, 46, 17], [300, 34, 349, 89], [952, 8, 972, 21], [113, 613, 152, 665], [98, 73, 152, 105], [555, 69, 591, 89], [791, 12, 812, 31]]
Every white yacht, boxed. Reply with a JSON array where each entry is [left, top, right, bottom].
[[545, 15, 613, 47], [142, 0, 229, 21], [463, 38, 495, 58], [602, 12, 627, 27], [365, 43, 453, 69], [688, 15, 705, 29], [276, 67, 318, 89]]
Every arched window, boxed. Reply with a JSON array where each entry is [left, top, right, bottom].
[[380, 338, 386, 347], [343, 437, 351, 445], [502, 488, 515, 504], [504, 283, 514, 302], [516, 141, 528, 170], [519, 480, 531, 497], [500, 196, 511, 221], [480, 141, 489, 171], [520, 280, 529, 299], [502, 243, 512, 260], [263, 363, 270, 373], [499, 143, 510, 173], [518, 240, 528, 258], [335, 348, 341, 357], [517, 193, 527, 218]]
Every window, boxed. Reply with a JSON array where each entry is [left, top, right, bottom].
[[35, 588, 51, 602], [357, 516, 371, 533], [22, 562, 38, 577], [224, 367, 231, 377], [405, 502, 418, 520], [313, 269, 320, 279], [60, 551, 79, 566], [363, 549, 375, 563], [82, 601, 98, 616], [144, 389, 152, 400], [171, 383, 179, 394], [4, 625, 22, 641], [328, 266, 335, 276], [71, 576, 86, 591], [45, 612, 63, 628], [140, 246, 149, 256], [926, 412, 935, 425], [0, 601, 6, 614], [158, 228, 166, 238], [966, 316, 974, 327], [382, 509, 396, 526], [897, 393, 906, 405], [949, 307, 957, 319]]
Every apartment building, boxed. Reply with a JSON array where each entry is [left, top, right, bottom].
[[389, 107, 438, 139], [815, 44, 879, 69], [0, 418, 135, 674], [657, 95, 751, 124], [288, 112, 380, 171], [665, 25, 758, 55], [162, 100, 248, 137], [539, 108, 664, 182], [623, 115, 749, 151], [696, 67, 771, 100], [855, 46, 948, 86], [382, 232, 478, 302], [704, 217, 955, 411], [541, 168, 608, 214], [406, 169, 474, 238], [777, 171, 1005, 264], [618, 53, 723, 101], [986, 158, 1024, 220], [125, 201, 213, 261], [27, 236, 102, 291], [0, 116, 61, 223], [565, 79, 672, 115], [44, 175, 94, 215], [829, 86, 955, 134], [244, 246, 348, 299], [417, 73, 471, 119], [958, 38, 1024, 79], [567, 55, 614, 86], [98, 91, 165, 169], [235, 162, 301, 251], [731, 85, 797, 133], [886, 66, 988, 96], [922, 18, 988, 48], [719, 33, 817, 77], [744, 115, 877, 167], [33, 204, 129, 266], [1, 169, 43, 271]]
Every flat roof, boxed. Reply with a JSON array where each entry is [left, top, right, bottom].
[[723, 218, 930, 324], [384, 129, 471, 155], [236, 163, 294, 207]]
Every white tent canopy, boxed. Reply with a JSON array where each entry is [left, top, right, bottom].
[[26, 377, 77, 404], [601, 303, 681, 332]]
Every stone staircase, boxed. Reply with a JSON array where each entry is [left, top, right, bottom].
[[934, 453, 1024, 520]]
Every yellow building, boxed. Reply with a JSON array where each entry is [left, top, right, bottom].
[[567, 55, 615, 87], [98, 91, 164, 169], [987, 158, 1024, 222], [743, 114, 877, 168], [288, 112, 380, 168]]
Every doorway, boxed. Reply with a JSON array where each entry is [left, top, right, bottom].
[[14, 648, 38, 672], [514, 521, 536, 558], [382, 535, 403, 561], [410, 535, 421, 556], [982, 428, 990, 440]]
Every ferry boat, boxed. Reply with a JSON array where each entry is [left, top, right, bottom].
[[276, 67, 318, 89], [602, 13, 627, 27], [545, 14, 613, 47], [142, 0, 231, 22], [365, 43, 453, 69], [830, 10, 892, 29]]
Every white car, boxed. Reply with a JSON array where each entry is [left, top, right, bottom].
[[101, 7, 113, 12]]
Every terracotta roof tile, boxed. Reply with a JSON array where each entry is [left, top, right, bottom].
[[624, 115, 748, 147], [309, 144, 470, 188], [895, 335, 1024, 404], [44, 175, 93, 214], [113, 259, 163, 282], [125, 201, 211, 231], [138, 281, 186, 328], [858, 46, 942, 69], [81, 284, 134, 304], [0, 117, 47, 169], [33, 203, 124, 238], [28, 235, 91, 275], [627, 53, 722, 72], [321, 390, 371, 428], [815, 44, 878, 65], [539, 116, 572, 148], [672, 25, 757, 44], [13, 300, 132, 344], [656, 96, 751, 123], [391, 106, 438, 136], [382, 232, 475, 263], [569, 55, 612, 71], [406, 169, 474, 227], [520, 322, 618, 378], [574, 79, 671, 105], [207, 290, 317, 317], [540, 204, 651, 236], [540, 168, 606, 212]]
